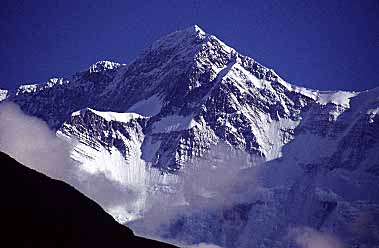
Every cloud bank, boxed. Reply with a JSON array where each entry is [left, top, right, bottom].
[[0, 102, 73, 180]]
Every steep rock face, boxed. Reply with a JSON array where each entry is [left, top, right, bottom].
[[61, 108, 146, 160], [58, 108, 150, 185], [0, 151, 177, 248]]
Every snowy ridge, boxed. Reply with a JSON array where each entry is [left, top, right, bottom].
[[151, 114, 200, 134], [277, 76, 359, 107], [72, 108, 145, 123], [14, 78, 69, 95]]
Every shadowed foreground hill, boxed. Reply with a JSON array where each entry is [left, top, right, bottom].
[[0, 151, 177, 248]]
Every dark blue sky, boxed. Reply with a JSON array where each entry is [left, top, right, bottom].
[[1, 0, 378, 91]]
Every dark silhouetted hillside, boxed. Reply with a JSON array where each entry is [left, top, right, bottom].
[[0, 151, 177, 248]]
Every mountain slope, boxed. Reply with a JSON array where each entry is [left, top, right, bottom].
[[0, 151, 177, 248], [1, 25, 379, 247]]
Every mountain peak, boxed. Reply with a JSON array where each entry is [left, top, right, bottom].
[[88, 60, 124, 73], [184, 24, 206, 36], [150, 25, 208, 51]]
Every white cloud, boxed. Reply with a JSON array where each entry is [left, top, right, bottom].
[[181, 143, 260, 210], [0, 102, 73, 180], [130, 143, 263, 244]]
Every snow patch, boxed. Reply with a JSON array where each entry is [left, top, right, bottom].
[[71, 108, 144, 123], [89, 108, 143, 123], [127, 95, 162, 117], [367, 107, 379, 123], [71, 110, 81, 117], [317, 91, 358, 107], [0, 89, 8, 101], [89, 60, 123, 73], [232, 63, 266, 89], [16, 84, 38, 94], [152, 115, 199, 134], [277, 77, 358, 107], [191, 25, 206, 36], [45, 77, 66, 87]]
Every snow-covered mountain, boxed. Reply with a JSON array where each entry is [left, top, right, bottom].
[[1, 25, 378, 247]]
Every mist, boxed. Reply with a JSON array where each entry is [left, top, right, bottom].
[[0, 102, 73, 180], [129, 143, 264, 247], [288, 226, 344, 248], [182, 144, 261, 210]]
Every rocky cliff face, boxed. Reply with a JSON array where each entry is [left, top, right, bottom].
[[1, 25, 378, 247]]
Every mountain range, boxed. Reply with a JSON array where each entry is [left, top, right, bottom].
[[1, 25, 378, 247]]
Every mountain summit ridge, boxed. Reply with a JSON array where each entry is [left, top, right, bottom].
[[0, 25, 377, 170], [0, 25, 368, 106]]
